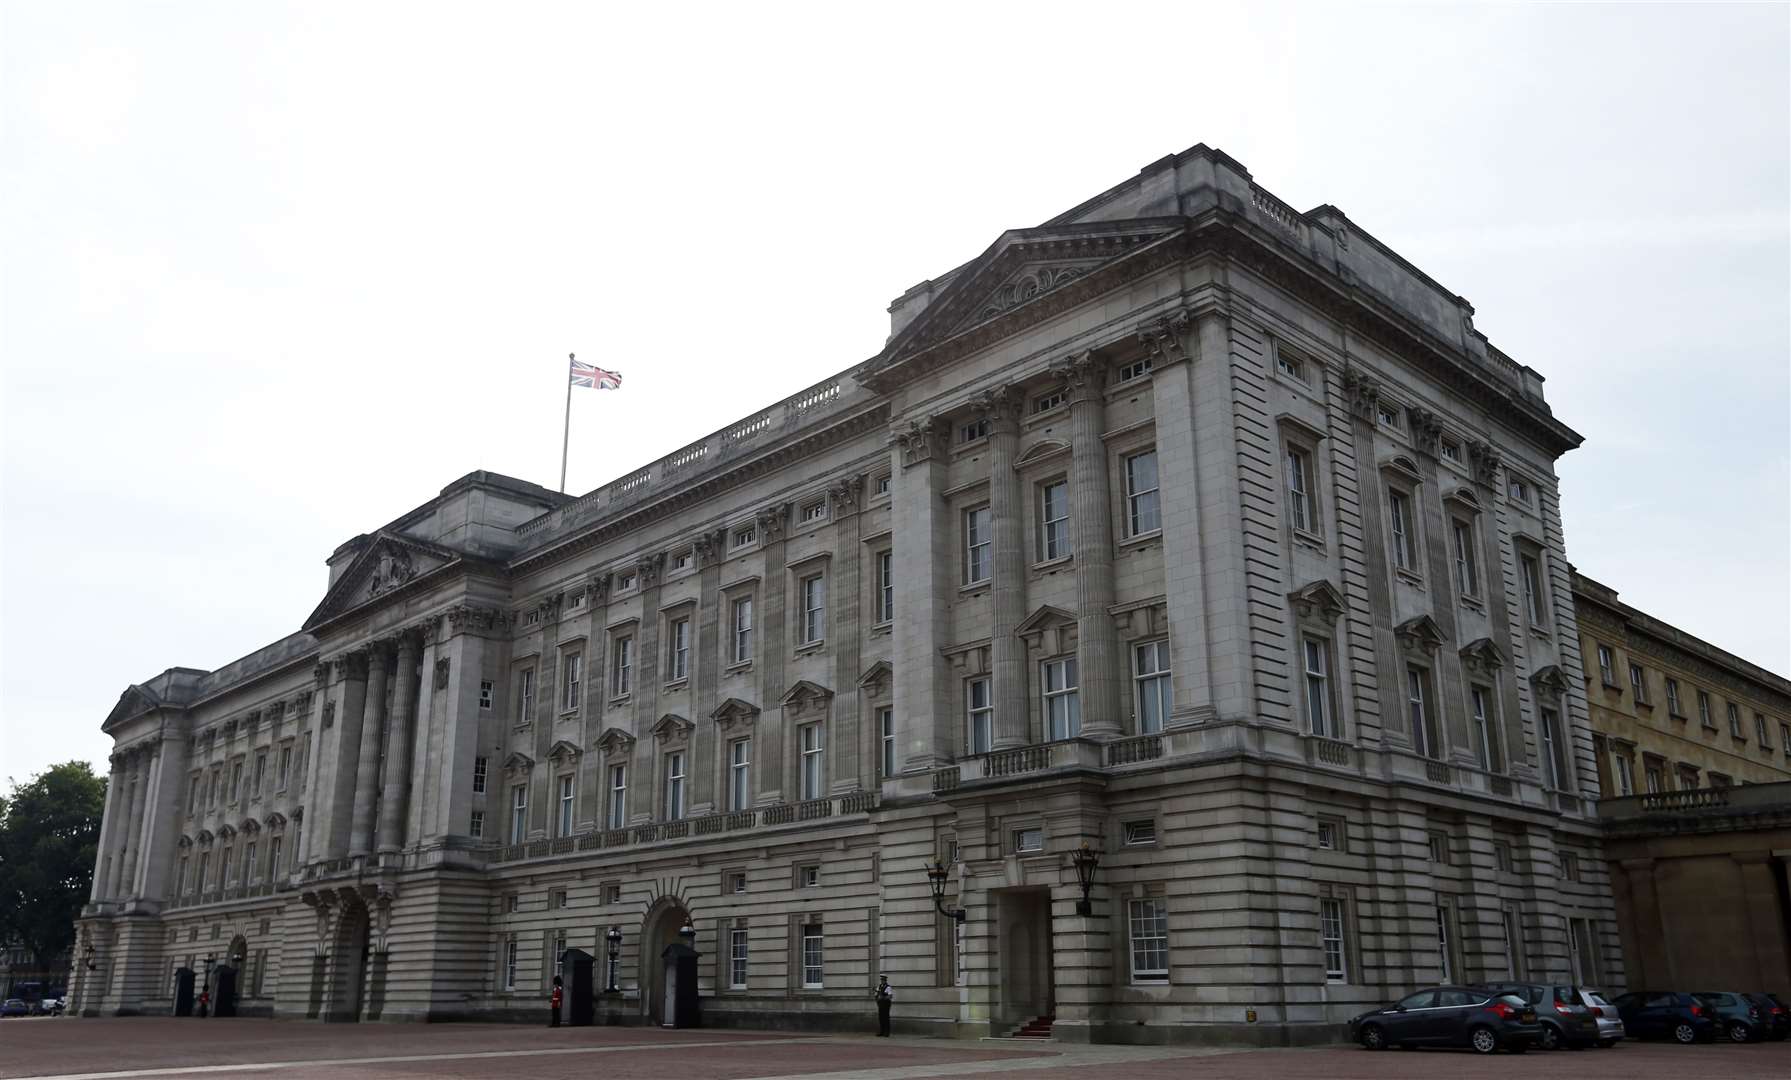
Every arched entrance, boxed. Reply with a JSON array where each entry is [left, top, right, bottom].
[[639, 898, 691, 1025], [324, 894, 371, 1022]]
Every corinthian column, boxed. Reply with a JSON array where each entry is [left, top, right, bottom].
[[350, 644, 390, 857], [1057, 353, 1121, 738], [377, 631, 421, 854], [984, 387, 1029, 749], [118, 751, 149, 898]]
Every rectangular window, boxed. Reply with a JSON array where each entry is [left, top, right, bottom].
[[1630, 663, 1648, 704], [1521, 554, 1547, 625], [1727, 702, 1743, 739], [1133, 640, 1171, 735], [1756, 713, 1772, 748], [197, 852, 210, 893], [1440, 439, 1462, 463], [798, 865, 819, 887], [731, 596, 754, 664], [800, 924, 824, 988], [563, 652, 583, 710], [1286, 446, 1314, 533], [874, 550, 894, 624], [728, 871, 747, 894], [611, 637, 632, 697], [874, 473, 891, 496], [799, 574, 826, 644], [1596, 645, 1616, 686], [967, 677, 993, 755], [732, 526, 756, 549], [504, 940, 518, 991], [469, 810, 483, 838], [1492, 838, 1513, 873], [1124, 451, 1161, 535], [557, 775, 575, 837], [1276, 350, 1306, 382], [1117, 357, 1153, 382], [1427, 831, 1451, 864], [960, 417, 989, 443], [964, 506, 992, 584], [1560, 850, 1581, 882], [230, 761, 243, 803], [729, 929, 749, 989], [479, 680, 494, 710], [267, 835, 282, 877], [800, 500, 826, 523], [1407, 666, 1438, 759], [1320, 897, 1347, 982], [667, 617, 690, 682], [1128, 898, 1169, 981], [510, 785, 528, 843], [188, 774, 199, 814], [1388, 490, 1415, 571], [1469, 687, 1497, 771], [1666, 677, 1683, 716], [1043, 657, 1081, 740], [1014, 827, 1043, 853], [1377, 403, 1401, 428], [1303, 637, 1336, 738], [1508, 477, 1532, 505], [517, 668, 535, 723], [244, 840, 257, 882], [617, 573, 636, 592], [1451, 520, 1478, 597], [177, 855, 190, 895], [1435, 905, 1455, 983], [1124, 820, 1157, 845], [607, 765, 627, 829], [252, 753, 266, 797], [1499, 907, 1521, 978], [472, 756, 488, 794], [878, 706, 896, 779], [553, 931, 567, 978], [799, 723, 826, 801], [1037, 479, 1070, 560], [672, 550, 691, 571], [1644, 758, 1664, 794], [1033, 389, 1066, 413], [728, 738, 752, 813], [1697, 689, 1713, 728], [221, 845, 233, 885], [664, 752, 686, 820], [1540, 708, 1566, 790]]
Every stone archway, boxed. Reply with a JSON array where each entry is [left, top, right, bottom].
[[324, 893, 371, 1022], [639, 897, 691, 1025]]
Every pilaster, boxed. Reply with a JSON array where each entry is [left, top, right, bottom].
[[756, 504, 791, 803], [1057, 353, 1120, 738], [983, 387, 1029, 749], [350, 643, 391, 857], [377, 630, 422, 853], [893, 420, 954, 771], [829, 476, 865, 791], [1144, 312, 1215, 725]]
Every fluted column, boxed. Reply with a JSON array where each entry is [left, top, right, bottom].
[[828, 476, 865, 790], [90, 758, 122, 901], [984, 386, 1029, 749], [377, 631, 421, 853], [1058, 353, 1121, 738], [117, 752, 149, 898], [350, 644, 391, 857]]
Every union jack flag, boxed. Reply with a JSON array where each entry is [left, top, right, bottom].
[[569, 357, 622, 390]]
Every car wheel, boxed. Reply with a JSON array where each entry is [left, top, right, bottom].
[[1469, 1026, 1499, 1055], [1673, 1021, 1697, 1044], [1728, 1021, 1751, 1043], [1538, 1024, 1561, 1050], [1360, 1024, 1386, 1051]]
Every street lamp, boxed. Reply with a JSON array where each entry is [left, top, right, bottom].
[[924, 860, 966, 923], [604, 926, 622, 994], [1069, 842, 1101, 916], [677, 923, 696, 946]]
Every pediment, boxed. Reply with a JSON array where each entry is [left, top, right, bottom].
[[1380, 455, 1424, 484], [1017, 604, 1078, 656], [595, 727, 635, 755], [1531, 664, 1569, 698], [857, 660, 893, 694], [1459, 637, 1505, 674], [1395, 614, 1447, 654], [103, 685, 162, 732], [177, 834, 193, 850], [304, 532, 462, 631], [503, 751, 535, 773], [1015, 605, 1076, 635], [710, 697, 761, 729], [651, 714, 694, 743], [865, 220, 1187, 385], [779, 680, 834, 709], [1442, 487, 1483, 515], [263, 812, 287, 830], [238, 818, 260, 835], [1288, 580, 1347, 624], [216, 824, 237, 840], [195, 829, 214, 845], [1016, 439, 1070, 468], [547, 739, 583, 763]]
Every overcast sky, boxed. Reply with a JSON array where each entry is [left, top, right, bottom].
[[3, 1, 1787, 783]]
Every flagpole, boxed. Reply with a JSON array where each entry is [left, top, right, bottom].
[[560, 352, 574, 493]]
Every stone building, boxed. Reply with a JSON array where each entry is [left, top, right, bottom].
[[76, 144, 1619, 1042]]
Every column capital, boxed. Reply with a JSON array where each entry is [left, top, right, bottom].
[[972, 384, 1020, 435], [757, 501, 791, 542], [636, 551, 667, 589], [1136, 310, 1192, 366], [1049, 351, 1105, 402], [1342, 364, 1381, 423], [692, 528, 727, 569], [893, 416, 945, 467], [828, 475, 864, 514]]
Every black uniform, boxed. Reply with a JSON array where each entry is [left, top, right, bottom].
[[875, 978, 893, 1036]]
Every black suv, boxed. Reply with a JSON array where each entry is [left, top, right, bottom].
[[1475, 982, 1598, 1049], [1348, 986, 1540, 1054], [1693, 991, 1768, 1043], [1611, 991, 1717, 1043]]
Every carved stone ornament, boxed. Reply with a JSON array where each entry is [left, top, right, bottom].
[[857, 660, 893, 697], [337, 651, 370, 681], [1395, 614, 1447, 655], [1459, 637, 1505, 675], [651, 714, 695, 746], [1406, 406, 1444, 457], [894, 417, 945, 467], [1015, 604, 1078, 657], [321, 700, 336, 729], [1048, 350, 1103, 399], [1530, 665, 1569, 700], [692, 530, 722, 569], [779, 680, 834, 717], [1468, 441, 1503, 487], [973, 263, 1094, 324], [595, 727, 636, 756], [636, 551, 666, 589], [547, 739, 582, 764], [971, 384, 1020, 434], [312, 662, 330, 687], [446, 604, 510, 635], [828, 475, 864, 513], [367, 548, 416, 598], [710, 698, 761, 731], [1342, 365, 1380, 422], [502, 751, 535, 778], [1136, 310, 1192, 365], [432, 657, 451, 690], [1287, 580, 1347, 625], [756, 502, 790, 543], [536, 594, 564, 623], [371, 887, 397, 953]]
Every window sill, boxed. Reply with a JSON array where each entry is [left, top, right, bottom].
[[724, 660, 752, 675], [1667, 711, 1687, 723], [1458, 594, 1485, 613], [1118, 529, 1162, 550], [1600, 680, 1622, 691], [870, 622, 892, 637], [663, 678, 689, 692], [1291, 528, 1327, 553], [794, 640, 827, 656], [1031, 554, 1074, 573], [1393, 567, 1425, 588], [1634, 701, 1654, 711], [959, 581, 992, 596]]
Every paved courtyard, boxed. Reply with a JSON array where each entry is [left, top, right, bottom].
[[0, 1018, 1787, 1080]]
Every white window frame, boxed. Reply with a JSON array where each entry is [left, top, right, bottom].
[[606, 764, 627, 830], [1128, 897, 1169, 982], [800, 924, 824, 989], [1597, 644, 1616, 686], [556, 774, 575, 837], [1285, 445, 1314, 533], [728, 738, 752, 813], [1042, 657, 1081, 741], [1629, 662, 1647, 704], [1037, 479, 1070, 561], [668, 617, 690, 682], [1133, 640, 1170, 735], [1540, 708, 1565, 789], [799, 723, 826, 801], [664, 752, 686, 820], [472, 756, 488, 794], [1407, 665, 1438, 759], [964, 505, 992, 584], [878, 706, 896, 779], [966, 677, 993, 755], [562, 651, 583, 711], [518, 667, 535, 723], [729, 929, 749, 990], [1521, 552, 1548, 626], [1450, 519, 1479, 597], [1469, 687, 1494, 771], [1124, 450, 1160, 535], [469, 810, 483, 838], [479, 680, 494, 710], [731, 596, 754, 664], [510, 784, 528, 843], [874, 550, 894, 624], [611, 636, 633, 698], [1435, 904, 1455, 983], [1388, 489, 1416, 571], [1303, 636, 1336, 738], [504, 940, 518, 991], [1320, 897, 1347, 982], [799, 573, 826, 645]]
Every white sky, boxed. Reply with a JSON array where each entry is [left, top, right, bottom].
[[3, 1, 1787, 782]]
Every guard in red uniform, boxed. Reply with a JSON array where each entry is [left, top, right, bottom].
[[549, 976, 563, 1027]]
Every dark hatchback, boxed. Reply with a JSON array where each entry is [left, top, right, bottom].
[[1349, 986, 1540, 1054], [1743, 992, 1790, 1040], [1611, 991, 1717, 1043], [1475, 981, 1598, 1049], [1693, 991, 1771, 1043]]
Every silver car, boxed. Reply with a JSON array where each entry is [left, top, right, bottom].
[[1580, 988, 1625, 1047]]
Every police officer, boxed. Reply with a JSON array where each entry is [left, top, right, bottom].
[[550, 975, 563, 1027], [874, 973, 894, 1036]]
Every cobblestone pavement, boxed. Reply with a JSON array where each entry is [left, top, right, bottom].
[[0, 1018, 1787, 1080]]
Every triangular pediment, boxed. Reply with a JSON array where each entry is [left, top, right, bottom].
[[503, 751, 535, 772], [1288, 580, 1347, 624], [857, 660, 892, 693], [710, 697, 761, 729], [595, 727, 635, 755], [1459, 637, 1505, 674], [1015, 605, 1076, 635], [866, 220, 1186, 383], [547, 739, 583, 763], [1531, 664, 1569, 698], [652, 714, 694, 742], [1395, 614, 1447, 654], [103, 685, 162, 732], [304, 532, 461, 631], [779, 680, 834, 708]]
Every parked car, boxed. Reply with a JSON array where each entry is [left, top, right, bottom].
[[1475, 981, 1598, 1049], [1693, 992, 1768, 1043], [42, 996, 66, 1017], [1743, 992, 1789, 1041], [1578, 988, 1625, 1047], [1611, 991, 1717, 1043], [1349, 986, 1539, 1054], [0, 999, 29, 1018]]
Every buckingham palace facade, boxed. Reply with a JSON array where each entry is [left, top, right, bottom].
[[76, 144, 1619, 1042]]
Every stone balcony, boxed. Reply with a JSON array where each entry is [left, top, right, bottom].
[[1599, 778, 1791, 829]]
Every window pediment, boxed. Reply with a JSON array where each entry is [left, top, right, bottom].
[[195, 830, 214, 846], [238, 818, 260, 835], [1459, 637, 1504, 675], [1275, 412, 1328, 444], [1395, 614, 1447, 655], [1442, 487, 1483, 515], [857, 660, 893, 697], [652, 714, 694, 745], [1380, 455, 1424, 485], [710, 698, 761, 731], [1531, 665, 1569, 699], [503, 751, 535, 778], [780, 680, 834, 716], [216, 824, 236, 841], [1109, 597, 1168, 640], [178, 834, 194, 850], [1016, 604, 1078, 656], [1015, 439, 1070, 469], [547, 740, 582, 764], [263, 812, 287, 831], [1288, 580, 1347, 625], [595, 727, 635, 756]]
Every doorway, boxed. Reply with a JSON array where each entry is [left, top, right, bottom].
[[640, 899, 691, 1025], [994, 888, 1055, 1026], [324, 896, 370, 1022]]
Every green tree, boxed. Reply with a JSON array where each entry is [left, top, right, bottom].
[[0, 761, 107, 971]]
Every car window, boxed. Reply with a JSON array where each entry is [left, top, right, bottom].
[[1552, 986, 1579, 1005], [1436, 990, 1475, 1007], [1398, 991, 1438, 1010], [1612, 992, 1638, 1008], [1694, 993, 1727, 1007], [1644, 992, 1677, 1007], [1585, 992, 1610, 1007]]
